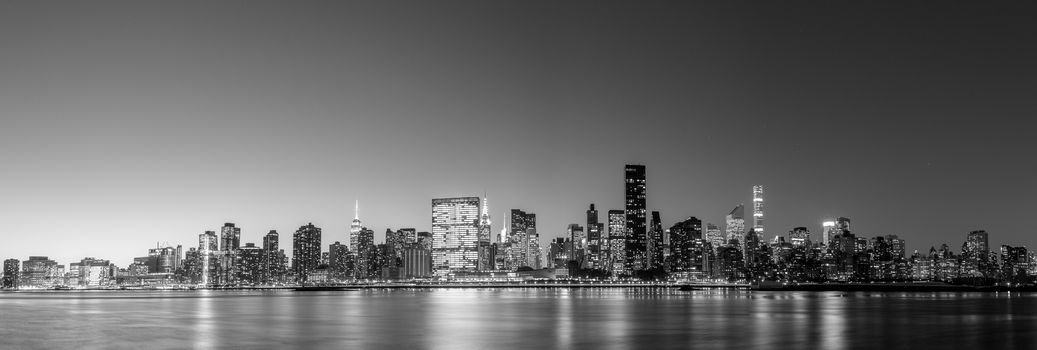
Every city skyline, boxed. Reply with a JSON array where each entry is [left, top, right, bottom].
[[0, 169, 1032, 269], [2, 1, 1034, 267]]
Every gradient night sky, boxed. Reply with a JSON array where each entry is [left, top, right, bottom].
[[1, 1, 1034, 266]]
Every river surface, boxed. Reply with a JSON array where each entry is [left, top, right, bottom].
[[1, 289, 1035, 349]]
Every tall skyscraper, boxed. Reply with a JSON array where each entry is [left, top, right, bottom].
[[624, 164, 647, 271], [220, 223, 241, 252], [822, 220, 837, 246], [198, 230, 218, 286], [586, 204, 605, 270], [607, 210, 626, 276], [648, 211, 664, 270], [668, 217, 704, 277], [262, 230, 285, 284], [752, 185, 764, 236], [292, 223, 322, 283], [350, 200, 362, 254], [328, 241, 349, 281], [431, 197, 481, 275], [477, 197, 493, 270], [568, 224, 585, 266], [964, 230, 991, 277], [354, 227, 375, 279], [725, 204, 745, 246], [704, 223, 725, 253], [507, 209, 537, 269]]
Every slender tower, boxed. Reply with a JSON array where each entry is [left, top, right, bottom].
[[350, 200, 361, 253], [478, 197, 493, 270], [752, 185, 764, 238]]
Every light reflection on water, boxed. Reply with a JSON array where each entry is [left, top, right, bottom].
[[0, 289, 1036, 349]]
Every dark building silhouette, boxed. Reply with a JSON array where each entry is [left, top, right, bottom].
[[668, 217, 704, 277], [624, 164, 647, 272], [586, 204, 605, 270], [292, 223, 322, 283], [648, 211, 664, 270], [354, 227, 376, 279]]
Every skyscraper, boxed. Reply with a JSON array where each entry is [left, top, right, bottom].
[[822, 220, 837, 246], [705, 223, 725, 253], [292, 223, 322, 283], [752, 185, 764, 236], [198, 230, 218, 286], [350, 200, 362, 255], [220, 223, 241, 252], [507, 209, 537, 269], [624, 164, 647, 271], [648, 211, 664, 270], [477, 197, 493, 270], [608, 210, 626, 276], [262, 230, 286, 284], [586, 204, 605, 270], [725, 204, 745, 246], [328, 241, 349, 281], [568, 224, 585, 267], [3, 259, 20, 289], [964, 230, 991, 277], [431, 197, 481, 275], [355, 227, 375, 279], [668, 217, 705, 278]]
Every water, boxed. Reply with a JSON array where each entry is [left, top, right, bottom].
[[1, 289, 1036, 349]]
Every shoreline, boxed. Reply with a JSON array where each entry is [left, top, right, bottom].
[[3, 282, 1036, 293]]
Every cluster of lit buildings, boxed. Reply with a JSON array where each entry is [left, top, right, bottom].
[[3, 164, 1035, 289]]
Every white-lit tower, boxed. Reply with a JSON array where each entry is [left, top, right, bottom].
[[752, 185, 764, 238]]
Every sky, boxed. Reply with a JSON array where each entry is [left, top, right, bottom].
[[1, 1, 1034, 266]]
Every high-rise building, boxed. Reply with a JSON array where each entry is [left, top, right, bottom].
[[789, 227, 810, 248], [822, 220, 837, 246], [506, 209, 537, 269], [752, 185, 764, 236], [607, 210, 626, 276], [350, 200, 362, 255], [329, 241, 350, 281], [353, 227, 375, 279], [705, 223, 725, 254], [478, 197, 493, 271], [822, 217, 850, 248], [220, 223, 241, 252], [568, 224, 585, 266], [262, 230, 286, 284], [963, 230, 991, 277], [648, 211, 664, 270], [548, 237, 573, 269], [2, 259, 19, 289], [1000, 245, 1029, 281], [431, 197, 481, 275], [237, 243, 263, 285], [198, 231, 218, 285], [624, 164, 647, 271], [292, 223, 322, 283], [668, 217, 705, 278], [725, 204, 745, 246], [586, 204, 605, 270]]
